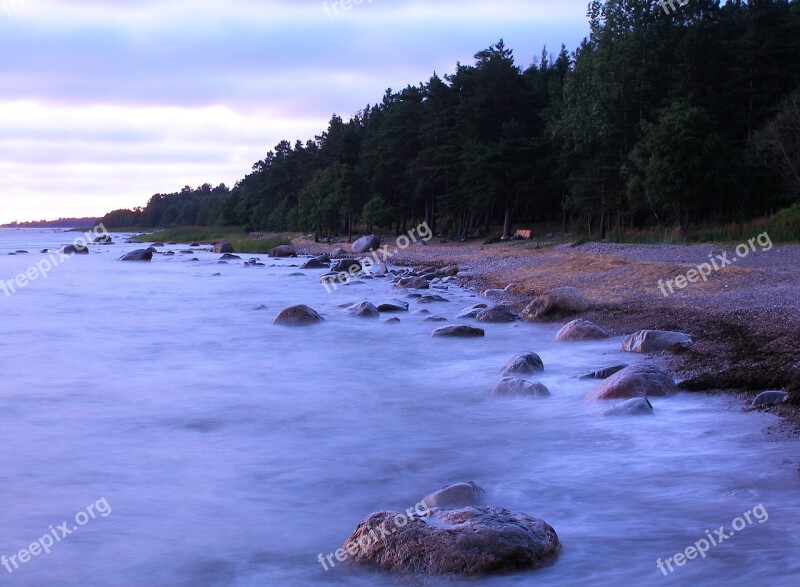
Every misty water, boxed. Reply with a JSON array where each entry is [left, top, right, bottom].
[[0, 228, 798, 586]]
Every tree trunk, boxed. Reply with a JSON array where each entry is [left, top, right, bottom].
[[502, 205, 512, 240]]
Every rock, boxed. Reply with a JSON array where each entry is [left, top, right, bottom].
[[432, 325, 485, 338], [273, 304, 324, 326], [190, 242, 200, 247], [397, 276, 429, 290], [15, 250, 28, 254], [749, 390, 789, 409], [415, 309, 431, 315], [344, 506, 561, 575], [476, 305, 516, 323], [60, 244, 89, 255], [301, 258, 328, 269], [376, 301, 408, 313], [492, 377, 551, 398], [220, 253, 241, 260], [288, 272, 305, 277], [416, 294, 449, 303], [384, 317, 401, 324], [499, 352, 544, 376], [422, 482, 486, 508], [213, 242, 234, 254], [253, 304, 268, 311], [40, 249, 48, 253], [585, 363, 678, 401], [522, 287, 588, 321], [331, 259, 362, 273], [458, 308, 483, 319], [621, 330, 692, 353], [151, 242, 165, 247], [578, 364, 628, 380], [352, 234, 380, 253], [555, 319, 609, 341], [441, 266, 459, 277], [330, 247, 347, 258], [346, 301, 380, 318], [425, 316, 448, 322], [269, 245, 296, 258], [483, 284, 516, 297], [315, 254, 331, 263], [119, 249, 152, 261], [179, 249, 194, 254], [601, 397, 654, 416], [93, 235, 112, 244]]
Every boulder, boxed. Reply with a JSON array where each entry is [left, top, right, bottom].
[[384, 317, 401, 324], [344, 507, 561, 575], [397, 276, 429, 290], [93, 235, 112, 244], [601, 397, 654, 416], [458, 308, 483, 319], [269, 245, 296, 258], [422, 482, 486, 508], [491, 377, 551, 398], [273, 304, 324, 326], [499, 352, 544, 376], [578, 364, 628, 380], [555, 319, 609, 341], [431, 325, 485, 338], [119, 249, 152, 261], [476, 305, 517, 323], [416, 294, 449, 303], [376, 301, 408, 313], [346, 301, 380, 318], [622, 330, 692, 353], [301, 258, 328, 269], [330, 247, 348, 258], [522, 287, 588, 321], [352, 234, 381, 253], [331, 259, 362, 273], [213, 242, 234, 254], [585, 363, 678, 401], [749, 390, 789, 409], [220, 253, 241, 260], [60, 244, 89, 255], [425, 316, 448, 322]]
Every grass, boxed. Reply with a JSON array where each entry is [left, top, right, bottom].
[[131, 226, 294, 254]]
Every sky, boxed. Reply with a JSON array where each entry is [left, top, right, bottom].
[[0, 0, 591, 224]]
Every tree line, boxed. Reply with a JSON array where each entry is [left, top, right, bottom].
[[100, 0, 800, 240]]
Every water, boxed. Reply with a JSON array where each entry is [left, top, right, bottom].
[[0, 228, 798, 586]]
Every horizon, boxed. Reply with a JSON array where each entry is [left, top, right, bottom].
[[0, 0, 590, 225]]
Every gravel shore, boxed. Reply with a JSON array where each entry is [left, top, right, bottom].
[[294, 236, 800, 434]]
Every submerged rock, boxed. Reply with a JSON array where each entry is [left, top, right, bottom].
[[269, 245, 296, 258], [376, 301, 409, 313], [220, 253, 241, 260], [422, 482, 486, 508], [522, 287, 588, 321], [273, 304, 324, 326], [431, 325, 485, 338], [119, 249, 152, 261], [60, 244, 89, 255], [622, 330, 692, 353], [555, 319, 609, 341], [578, 364, 628, 380], [331, 259, 362, 273], [301, 258, 328, 269], [601, 397, 654, 416], [346, 301, 380, 318], [585, 363, 677, 401], [344, 506, 561, 575], [476, 305, 516, 323], [397, 276, 429, 290], [499, 352, 544, 376], [491, 377, 550, 398], [424, 316, 448, 323]]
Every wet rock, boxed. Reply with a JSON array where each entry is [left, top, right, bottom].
[[492, 377, 550, 398], [344, 506, 561, 575], [352, 234, 380, 253], [601, 397, 654, 416], [397, 276, 429, 290], [499, 352, 544, 376], [273, 304, 324, 326], [622, 330, 692, 353], [330, 247, 348, 258], [578, 364, 628, 380], [458, 308, 483, 319], [555, 319, 609, 341], [220, 253, 241, 260], [422, 482, 486, 508], [213, 242, 234, 254], [331, 259, 362, 273], [476, 305, 516, 323], [151, 242, 165, 247], [415, 309, 432, 315], [441, 266, 459, 277], [93, 235, 112, 244], [60, 244, 89, 255], [288, 272, 305, 277], [346, 301, 380, 318], [585, 363, 677, 401], [269, 245, 297, 258], [253, 304, 268, 311], [179, 249, 194, 254], [432, 325, 485, 338], [119, 249, 152, 261], [15, 250, 29, 254], [190, 242, 200, 247], [416, 294, 449, 303], [749, 390, 789, 409], [483, 284, 516, 297], [384, 317, 401, 324], [301, 258, 328, 269], [425, 316, 448, 322], [376, 301, 408, 313], [522, 287, 588, 321]]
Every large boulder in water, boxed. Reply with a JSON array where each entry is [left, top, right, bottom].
[[352, 234, 380, 253], [273, 304, 324, 326], [499, 352, 544, 376], [397, 276, 429, 290], [522, 287, 588, 321], [346, 301, 380, 318], [213, 242, 234, 254], [60, 244, 89, 255], [431, 325, 484, 338], [555, 319, 609, 341], [476, 305, 516, 323], [422, 482, 486, 508], [585, 363, 677, 401], [119, 249, 153, 261], [601, 397, 654, 416], [578, 364, 628, 380], [269, 245, 296, 258], [622, 330, 692, 353], [491, 377, 550, 398], [377, 300, 408, 313], [344, 506, 561, 575], [331, 259, 362, 273], [301, 257, 328, 269]]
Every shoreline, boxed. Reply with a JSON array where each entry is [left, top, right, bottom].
[[293, 235, 800, 438]]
